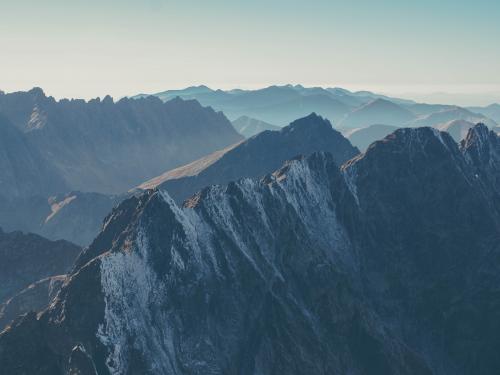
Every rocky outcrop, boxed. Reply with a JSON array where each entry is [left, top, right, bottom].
[[2, 125, 500, 374]]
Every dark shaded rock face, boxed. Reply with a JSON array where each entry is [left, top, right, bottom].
[[142, 113, 359, 204], [0, 275, 65, 331], [0, 228, 81, 305], [2, 124, 500, 374]]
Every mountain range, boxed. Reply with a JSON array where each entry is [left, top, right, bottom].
[[134, 85, 498, 130], [1, 85, 497, 247], [344, 119, 487, 151], [2, 123, 500, 374], [2, 84, 500, 374], [468, 103, 500, 123], [0, 88, 242, 196], [0, 88, 242, 245], [138, 113, 359, 204], [134, 85, 353, 125]]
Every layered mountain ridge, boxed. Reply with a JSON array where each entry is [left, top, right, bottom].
[[2, 124, 500, 374], [133, 85, 497, 131], [0, 88, 242, 244], [0, 88, 242, 196], [138, 113, 359, 204]]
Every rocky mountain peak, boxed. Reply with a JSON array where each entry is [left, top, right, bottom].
[[359, 126, 457, 161], [460, 123, 500, 197], [461, 123, 500, 169], [284, 112, 332, 132], [27, 87, 46, 99], [461, 123, 495, 152]]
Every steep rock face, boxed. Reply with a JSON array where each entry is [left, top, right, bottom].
[[460, 123, 500, 172], [0, 228, 81, 304], [460, 123, 500, 205], [2, 125, 500, 374], [0, 154, 428, 375], [140, 113, 359, 204], [342, 127, 500, 373]]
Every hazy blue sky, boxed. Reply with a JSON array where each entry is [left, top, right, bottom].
[[1, 0, 499, 104]]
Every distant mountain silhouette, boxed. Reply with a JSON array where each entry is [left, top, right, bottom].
[[338, 98, 416, 128], [409, 107, 496, 128], [434, 119, 477, 142], [231, 115, 280, 137], [133, 85, 500, 133], [343, 124, 400, 151], [133, 85, 413, 126], [468, 103, 500, 123], [403, 102, 455, 116]]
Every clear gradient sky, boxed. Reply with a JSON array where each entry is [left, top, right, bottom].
[[1, 0, 499, 105]]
